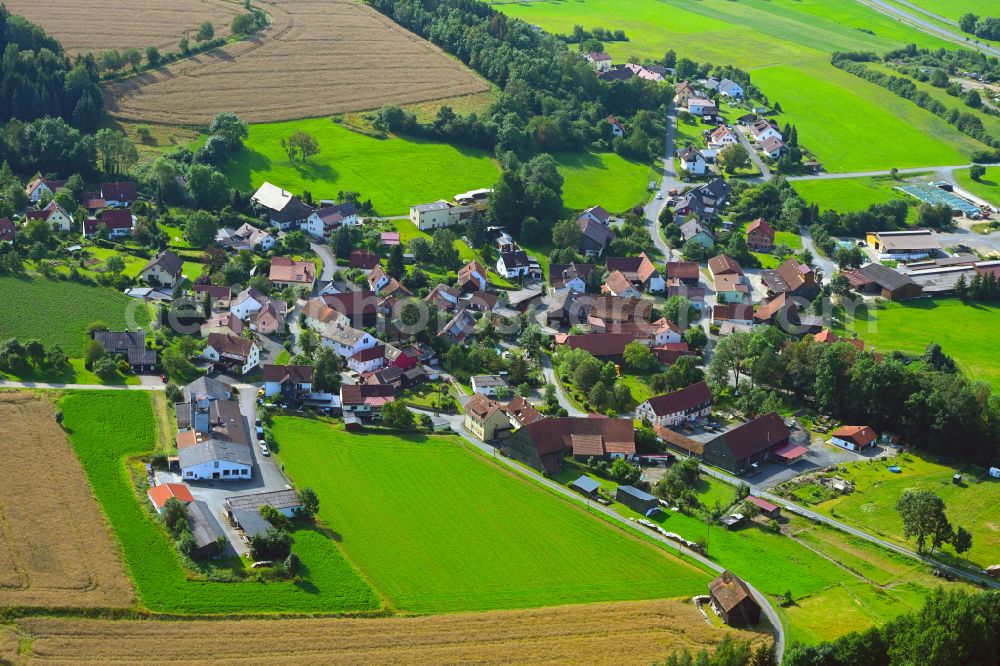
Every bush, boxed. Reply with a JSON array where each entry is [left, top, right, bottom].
[[150, 453, 168, 470], [249, 526, 292, 561], [284, 552, 301, 575], [259, 504, 292, 531]]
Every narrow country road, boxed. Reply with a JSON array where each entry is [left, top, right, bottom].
[[0, 379, 165, 390], [309, 241, 338, 285], [643, 101, 683, 260], [540, 354, 586, 416], [449, 424, 786, 661], [854, 0, 1000, 58], [697, 464, 1000, 590], [734, 126, 772, 181], [785, 164, 983, 182], [798, 226, 837, 280]]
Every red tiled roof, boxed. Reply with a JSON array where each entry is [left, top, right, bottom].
[[708, 254, 742, 276], [147, 483, 194, 509], [830, 425, 877, 446], [351, 344, 385, 363], [269, 256, 315, 284], [748, 496, 778, 513], [341, 383, 395, 405], [349, 250, 381, 270], [746, 218, 774, 237], [559, 333, 640, 357], [519, 416, 635, 457]]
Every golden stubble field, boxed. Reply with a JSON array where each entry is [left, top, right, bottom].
[[0, 393, 133, 609], [3, 0, 240, 54], [8, 599, 763, 665], [103, 0, 490, 125]]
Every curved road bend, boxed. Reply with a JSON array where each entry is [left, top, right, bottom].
[[449, 424, 786, 660], [540, 354, 586, 417]]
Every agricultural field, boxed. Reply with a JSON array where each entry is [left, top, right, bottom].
[[0, 392, 134, 609], [103, 0, 489, 124], [812, 452, 1000, 569], [792, 175, 913, 213], [496, 0, 988, 172], [271, 417, 712, 613], [8, 599, 761, 665], [60, 391, 382, 615], [0, 276, 149, 357], [902, 0, 996, 22], [954, 166, 1000, 207], [3, 0, 239, 54], [554, 151, 656, 213], [836, 298, 1000, 390]]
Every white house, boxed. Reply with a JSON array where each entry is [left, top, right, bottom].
[[760, 136, 786, 159], [348, 344, 385, 374], [366, 265, 390, 293], [636, 381, 713, 427], [709, 126, 739, 148], [652, 318, 683, 346], [687, 98, 718, 117], [179, 440, 252, 481], [202, 333, 260, 375], [471, 374, 508, 396], [302, 203, 358, 238], [750, 120, 782, 143], [216, 223, 275, 252], [25, 201, 73, 232], [139, 250, 184, 289], [717, 78, 744, 99], [457, 260, 488, 292], [679, 146, 707, 175], [496, 250, 531, 279], [578, 205, 611, 227], [607, 115, 625, 137], [24, 178, 66, 204], [322, 323, 378, 359], [585, 51, 612, 72], [230, 288, 268, 320], [830, 425, 878, 452], [262, 364, 313, 398]]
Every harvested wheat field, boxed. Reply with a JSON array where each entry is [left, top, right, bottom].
[[104, 0, 489, 124], [0, 393, 133, 609], [3, 0, 240, 55], [13, 599, 764, 665]]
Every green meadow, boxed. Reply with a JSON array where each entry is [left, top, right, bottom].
[[60, 392, 381, 615], [271, 417, 711, 613], [955, 166, 1000, 207], [903, 0, 997, 22], [837, 298, 1000, 390], [555, 151, 656, 213], [792, 176, 912, 212], [496, 0, 988, 172]]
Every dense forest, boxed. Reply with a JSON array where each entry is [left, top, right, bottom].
[[0, 6, 104, 132]]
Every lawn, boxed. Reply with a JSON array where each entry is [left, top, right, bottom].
[[813, 452, 1000, 569], [0, 276, 149, 357], [221, 118, 501, 216], [271, 417, 712, 613], [836, 298, 1000, 390], [496, 0, 985, 172], [792, 176, 913, 213], [60, 392, 382, 615], [554, 151, 655, 213], [954, 166, 1000, 207]]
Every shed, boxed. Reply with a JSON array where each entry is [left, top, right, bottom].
[[230, 508, 272, 539], [616, 485, 659, 515], [719, 513, 745, 529], [747, 496, 780, 519], [709, 571, 761, 626], [570, 476, 600, 499], [186, 500, 227, 559]]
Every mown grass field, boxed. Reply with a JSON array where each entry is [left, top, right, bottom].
[[497, 0, 986, 172], [813, 452, 1000, 568], [903, 0, 997, 21], [792, 176, 912, 212], [837, 298, 1000, 390], [60, 391, 382, 615], [271, 417, 712, 613], [555, 151, 655, 213], [0, 276, 148, 357], [955, 166, 1000, 207]]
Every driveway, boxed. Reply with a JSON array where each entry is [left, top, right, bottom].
[[643, 101, 683, 259], [799, 226, 837, 279], [733, 126, 771, 181], [540, 354, 585, 416], [310, 241, 338, 286]]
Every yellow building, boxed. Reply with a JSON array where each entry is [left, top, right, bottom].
[[464, 394, 514, 442]]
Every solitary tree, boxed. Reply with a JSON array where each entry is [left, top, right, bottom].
[[195, 21, 215, 42], [104, 254, 126, 275], [719, 143, 750, 174], [208, 112, 249, 150], [896, 489, 951, 553], [969, 164, 986, 181]]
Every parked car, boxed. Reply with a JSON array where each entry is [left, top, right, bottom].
[[260, 443, 270, 456]]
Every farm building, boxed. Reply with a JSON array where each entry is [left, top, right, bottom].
[[709, 571, 761, 626], [502, 417, 635, 474], [702, 412, 791, 475], [506, 395, 544, 428], [186, 500, 228, 560], [844, 264, 923, 301], [616, 485, 659, 516], [251, 182, 312, 230], [760, 259, 820, 301], [226, 489, 303, 518], [895, 183, 982, 219], [636, 381, 713, 428], [179, 440, 253, 481], [865, 230, 942, 260], [830, 425, 877, 452], [570, 476, 601, 499], [747, 496, 781, 519], [147, 483, 194, 514]]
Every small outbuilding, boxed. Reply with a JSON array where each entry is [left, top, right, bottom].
[[571, 475, 601, 499], [186, 500, 227, 560], [747, 496, 781, 519], [616, 485, 659, 516], [709, 571, 761, 626], [830, 425, 878, 452]]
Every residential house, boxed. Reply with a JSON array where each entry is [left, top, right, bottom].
[[79, 191, 106, 213], [546, 292, 650, 328], [553, 332, 643, 360], [653, 342, 696, 366], [584, 51, 612, 72], [83, 209, 134, 237], [497, 250, 532, 279], [348, 344, 385, 374], [505, 395, 544, 428], [24, 177, 67, 203], [598, 64, 635, 82], [457, 260, 488, 292], [709, 571, 761, 626], [251, 299, 287, 335], [464, 394, 514, 441], [179, 440, 253, 481], [606, 115, 625, 137], [25, 201, 73, 232], [680, 220, 715, 247], [679, 145, 707, 175], [502, 416, 635, 474], [716, 78, 744, 99], [193, 284, 232, 312], [268, 257, 315, 291], [745, 218, 774, 251], [462, 290, 498, 312], [760, 136, 786, 159], [712, 303, 755, 328], [203, 333, 260, 375], [426, 284, 462, 311], [0, 217, 14, 242], [844, 264, 923, 300], [702, 412, 791, 474], [216, 223, 275, 252], [200, 311, 244, 338], [674, 81, 697, 105], [366, 366, 404, 390], [262, 364, 313, 399], [830, 425, 878, 452], [761, 259, 820, 300], [251, 182, 312, 229], [549, 262, 595, 293], [409, 199, 479, 230], [616, 485, 660, 516], [605, 256, 663, 294], [322, 323, 378, 359], [340, 384, 395, 418], [303, 292, 378, 329], [230, 288, 268, 320], [673, 179, 732, 223], [865, 230, 941, 260], [349, 250, 381, 270], [577, 216, 615, 257], [652, 318, 683, 345], [668, 282, 706, 311], [578, 206, 612, 226], [471, 374, 508, 396], [302, 202, 357, 238], [93, 330, 157, 373], [440, 309, 478, 343], [147, 482, 195, 514], [687, 97, 718, 117], [624, 62, 665, 81], [100, 182, 139, 207], [749, 120, 781, 143], [708, 254, 742, 280], [666, 261, 700, 286], [603, 270, 641, 298], [714, 273, 750, 304], [637, 380, 713, 427], [140, 250, 184, 288], [710, 126, 739, 148]]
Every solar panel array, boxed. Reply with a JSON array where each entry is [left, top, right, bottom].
[[895, 184, 981, 217]]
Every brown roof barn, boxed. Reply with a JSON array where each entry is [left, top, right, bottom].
[[709, 571, 761, 626]]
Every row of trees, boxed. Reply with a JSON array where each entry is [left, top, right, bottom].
[[959, 13, 1000, 42], [0, 337, 69, 376]]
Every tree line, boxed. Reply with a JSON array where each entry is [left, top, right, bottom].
[[959, 13, 1000, 42]]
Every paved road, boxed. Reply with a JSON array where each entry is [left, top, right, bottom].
[[734, 126, 772, 181], [448, 424, 785, 659], [798, 226, 837, 279], [310, 241, 338, 285], [786, 164, 981, 182], [0, 379, 165, 390], [540, 354, 586, 416], [698, 463, 1000, 590], [643, 101, 683, 260], [854, 0, 1000, 57]]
